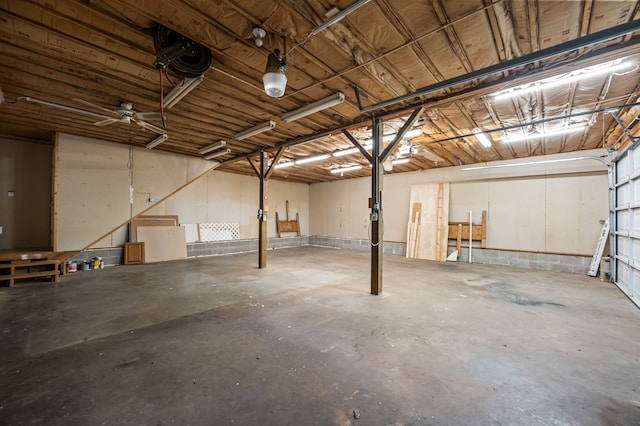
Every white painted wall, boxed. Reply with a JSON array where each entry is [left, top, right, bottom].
[[310, 150, 609, 255], [56, 133, 309, 251]]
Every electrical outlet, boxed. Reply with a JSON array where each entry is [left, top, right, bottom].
[[0, 226, 3, 234]]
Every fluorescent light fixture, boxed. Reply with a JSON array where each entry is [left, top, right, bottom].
[[462, 156, 596, 171], [295, 153, 330, 165], [364, 129, 421, 145], [203, 148, 231, 160], [502, 126, 586, 143], [333, 147, 360, 157], [404, 128, 423, 138], [234, 120, 276, 140], [198, 140, 226, 155], [145, 133, 169, 149], [472, 128, 492, 148], [274, 161, 295, 169], [392, 158, 410, 165], [280, 92, 345, 122], [364, 135, 392, 144], [164, 75, 204, 109], [330, 165, 362, 174], [493, 60, 631, 100], [311, 0, 371, 35]]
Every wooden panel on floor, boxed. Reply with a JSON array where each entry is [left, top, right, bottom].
[[124, 242, 145, 265], [129, 215, 179, 242], [136, 226, 187, 263], [406, 203, 421, 258], [408, 183, 450, 261]]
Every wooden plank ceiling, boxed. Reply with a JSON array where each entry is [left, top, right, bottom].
[[1, 0, 640, 183]]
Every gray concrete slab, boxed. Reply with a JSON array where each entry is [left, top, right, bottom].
[[0, 246, 639, 425]]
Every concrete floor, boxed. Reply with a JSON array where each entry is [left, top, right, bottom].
[[1, 246, 639, 425]]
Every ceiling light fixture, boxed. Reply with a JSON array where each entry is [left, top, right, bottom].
[[311, 0, 371, 35], [198, 140, 226, 155], [392, 158, 410, 165], [252, 26, 266, 47], [493, 60, 632, 100], [364, 129, 422, 145], [234, 120, 276, 140], [295, 154, 330, 164], [461, 156, 601, 171], [280, 92, 346, 122], [204, 148, 231, 160], [472, 128, 492, 148], [502, 126, 586, 143], [263, 49, 287, 98], [333, 147, 361, 157], [164, 75, 204, 109], [404, 128, 423, 139], [145, 134, 169, 149], [330, 165, 362, 174], [274, 161, 295, 169]]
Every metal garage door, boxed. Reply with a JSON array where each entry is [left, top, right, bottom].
[[612, 144, 640, 308]]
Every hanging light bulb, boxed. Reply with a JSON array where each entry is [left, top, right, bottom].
[[263, 48, 287, 98], [252, 26, 266, 47]]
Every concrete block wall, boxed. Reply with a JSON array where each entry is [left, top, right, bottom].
[[187, 236, 309, 258], [67, 236, 310, 267], [309, 236, 591, 274], [69, 248, 124, 267], [309, 236, 407, 256], [454, 247, 592, 274], [67, 237, 591, 275]]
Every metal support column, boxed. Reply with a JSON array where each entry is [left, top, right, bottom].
[[258, 151, 267, 269], [370, 117, 383, 295]]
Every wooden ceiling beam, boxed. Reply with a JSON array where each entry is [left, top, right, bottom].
[[431, 0, 475, 74]]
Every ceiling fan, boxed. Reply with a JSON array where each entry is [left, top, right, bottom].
[[75, 99, 165, 134], [20, 96, 166, 135]]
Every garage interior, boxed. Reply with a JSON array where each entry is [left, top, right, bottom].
[[1, 1, 640, 424]]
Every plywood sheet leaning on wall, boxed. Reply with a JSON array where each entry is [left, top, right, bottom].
[[129, 215, 179, 242], [136, 226, 187, 263], [407, 183, 450, 261]]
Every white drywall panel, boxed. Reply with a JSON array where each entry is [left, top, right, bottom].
[[544, 174, 608, 253], [204, 171, 257, 239], [159, 178, 208, 224], [383, 173, 411, 242], [310, 150, 608, 255], [269, 180, 310, 236], [56, 133, 216, 251], [57, 135, 131, 251], [313, 178, 370, 240], [449, 182, 489, 223], [487, 178, 547, 251], [309, 181, 329, 237]]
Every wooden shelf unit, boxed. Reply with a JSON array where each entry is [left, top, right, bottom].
[[0, 259, 61, 287]]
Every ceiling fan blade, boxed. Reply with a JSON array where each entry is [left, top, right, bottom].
[[135, 112, 163, 121], [20, 96, 113, 120], [93, 118, 121, 126], [134, 119, 166, 135], [73, 98, 119, 116]]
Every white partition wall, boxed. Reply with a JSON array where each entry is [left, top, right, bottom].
[[613, 144, 640, 308]]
